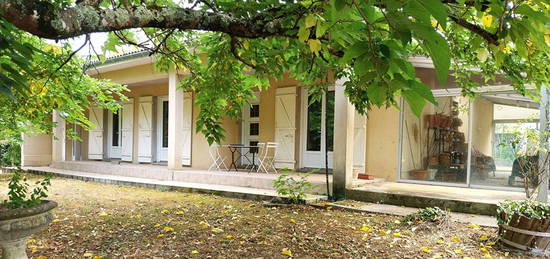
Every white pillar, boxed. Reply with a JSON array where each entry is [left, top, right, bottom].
[[51, 110, 66, 163], [537, 86, 549, 202], [167, 71, 184, 170], [332, 78, 355, 199]]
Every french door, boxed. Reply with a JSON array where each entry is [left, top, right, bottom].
[[241, 93, 260, 165], [301, 88, 335, 168], [156, 96, 169, 162], [108, 109, 122, 159]]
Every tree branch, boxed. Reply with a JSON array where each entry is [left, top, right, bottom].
[[449, 16, 499, 46], [0, 0, 288, 40]]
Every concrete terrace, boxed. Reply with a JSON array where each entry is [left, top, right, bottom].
[[348, 181, 528, 216]]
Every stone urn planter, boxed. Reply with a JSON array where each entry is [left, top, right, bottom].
[[0, 200, 57, 259]]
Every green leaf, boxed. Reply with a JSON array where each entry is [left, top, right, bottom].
[[354, 55, 372, 75], [315, 22, 329, 38], [418, 0, 448, 28], [342, 41, 369, 62], [334, 0, 346, 11], [298, 26, 311, 42], [409, 22, 450, 84], [402, 89, 426, 117], [367, 81, 385, 106], [305, 15, 317, 28], [410, 80, 436, 105]]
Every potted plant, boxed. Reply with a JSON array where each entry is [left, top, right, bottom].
[[1, 171, 55, 259], [497, 200, 550, 253]]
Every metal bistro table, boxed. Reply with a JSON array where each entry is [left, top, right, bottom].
[[223, 144, 260, 172]]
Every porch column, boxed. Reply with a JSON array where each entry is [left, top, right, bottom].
[[537, 86, 549, 202], [51, 110, 66, 163], [332, 78, 355, 199], [167, 70, 184, 170]]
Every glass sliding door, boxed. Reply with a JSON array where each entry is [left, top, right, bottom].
[[470, 94, 539, 188], [400, 96, 470, 185]]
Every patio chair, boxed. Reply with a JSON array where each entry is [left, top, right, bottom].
[[208, 144, 228, 172], [257, 142, 278, 174]]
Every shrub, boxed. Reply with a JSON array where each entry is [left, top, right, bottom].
[[0, 141, 20, 167], [404, 207, 448, 223], [2, 171, 52, 209], [272, 171, 313, 204], [497, 199, 550, 225]]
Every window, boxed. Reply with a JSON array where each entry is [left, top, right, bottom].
[[112, 111, 120, 147], [249, 123, 259, 136], [250, 104, 260, 118], [162, 101, 169, 148]]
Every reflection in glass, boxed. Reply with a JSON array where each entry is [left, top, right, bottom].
[[326, 91, 335, 152], [162, 101, 169, 148], [306, 96, 322, 151], [471, 95, 539, 187], [400, 96, 470, 184], [112, 110, 120, 147]]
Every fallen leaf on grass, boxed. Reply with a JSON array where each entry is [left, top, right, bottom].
[[93, 256, 104, 259], [436, 239, 444, 244], [175, 211, 184, 215], [163, 226, 174, 232], [467, 224, 480, 229], [479, 235, 489, 241], [289, 218, 296, 223], [27, 239, 36, 244], [421, 247, 431, 253], [191, 250, 199, 254], [83, 252, 93, 257], [212, 228, 224, 233], [99, 212, 108, 217], [451, 237, 461, 242], [161, 209, 169, 214], [226, 235, 233, 239], [157, 234, 165, 238], [37, 256, 47, 259], [281, 248, 292, 257], [454, 249, 462, 254], [392, 232, 401, 237]]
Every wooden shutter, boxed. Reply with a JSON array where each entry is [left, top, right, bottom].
[[182, 92, 193, 165], [353, 110, 367, 173], [274, 87, 297, 169], [88, 105, 104, 160], [138, 96, 153, 163], [121, 98, 134, 162]]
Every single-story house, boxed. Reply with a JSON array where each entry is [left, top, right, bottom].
[[21, 51, 540, 196]]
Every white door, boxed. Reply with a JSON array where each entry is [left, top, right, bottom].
[[88, 106, 104, 160], [274, 87, 297, 169], [121, 98, 134, 162], [108, 109, 122, 159], [353, 110, 367, 173], [182, 92, 193, 165], [156, 96, 169, 162], [300, 88, 335, 168], [138, 96, 153, 163], [241, 92, 260, 165]]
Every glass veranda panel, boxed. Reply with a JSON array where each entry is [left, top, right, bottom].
[[400, 96, 470, 184]]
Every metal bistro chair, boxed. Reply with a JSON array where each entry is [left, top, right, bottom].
[[208, 144, 228, 172], [257, 142, 278, 174], [248, 142, 265, 171]]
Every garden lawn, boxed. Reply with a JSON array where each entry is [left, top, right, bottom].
[[0, 173, 534, 258]]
